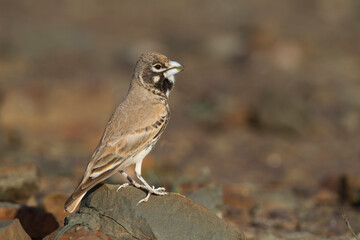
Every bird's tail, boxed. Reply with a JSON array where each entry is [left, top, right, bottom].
[[64, 191, 86, 213], [64, 163, 123, 213], [64, 176, 90, 213]]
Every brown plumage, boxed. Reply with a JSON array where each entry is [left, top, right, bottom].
[[65, 52, 184, 213]]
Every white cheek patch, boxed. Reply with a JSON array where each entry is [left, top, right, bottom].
[[152, 75, 160, 83], [166, 75, 175, 84]]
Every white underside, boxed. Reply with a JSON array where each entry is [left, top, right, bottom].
[[89, 145, 153, 179], [123, 145, 153, 169]]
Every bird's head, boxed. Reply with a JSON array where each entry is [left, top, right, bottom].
[[134, 52, 184, 97]]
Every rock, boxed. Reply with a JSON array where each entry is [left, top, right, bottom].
[[0, 202, 18, 220], [44, 226, 114, 240], [43, 192, 70, 225], [0, 162, 39, 203], [57, 184, 244, 240], [188, 184, 223, 216], [315, 189, 338, 205], [0, 192, 13, 202], [223, 184, 258, 227], [0, 218, 31, 240], [251, 190, 298, 231], [339, 175, 360, 206], [0, 202, 59, 239], [298, 205, 351, 236]]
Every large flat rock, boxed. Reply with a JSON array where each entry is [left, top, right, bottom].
[[57, 184, 244, 240]]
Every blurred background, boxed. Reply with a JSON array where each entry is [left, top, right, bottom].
[[1, 0, 360, 239]]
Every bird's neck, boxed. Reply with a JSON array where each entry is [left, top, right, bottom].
[[130, 78, 168, 100], [128, 80, 168, 104]]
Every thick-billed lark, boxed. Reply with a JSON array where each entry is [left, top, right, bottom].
[[65, 52, 184, 213]]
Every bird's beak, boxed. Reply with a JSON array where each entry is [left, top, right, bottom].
[[164, 61, 184, 78]]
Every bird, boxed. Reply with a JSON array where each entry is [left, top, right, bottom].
[[64, 52, 184, 213]]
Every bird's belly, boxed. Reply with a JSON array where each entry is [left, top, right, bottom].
[[123, 145, 153, 169]]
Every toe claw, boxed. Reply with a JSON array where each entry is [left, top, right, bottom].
[[137, 192, 151, 205], [137, 199, 144, 205], [117, 183, 130, 192]]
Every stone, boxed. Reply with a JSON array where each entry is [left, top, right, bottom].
[[0, 162, 39, 203], [0, 218, 31, 240], [315, 189, 338, 205], [57, 184, 244, 240], [339, 175, 360, 206], [0, 202, 18, 220], [188, 184, 223, 216], [43, 192, 70, 225], [251, 189, 299, 231], [0, 192, 13, 202], [45, 226, 114, 240], [0, 202, 59, 239]]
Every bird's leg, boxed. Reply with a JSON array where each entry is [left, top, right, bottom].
[[134, 159, 167, 204], [117, 170, 147, 191]]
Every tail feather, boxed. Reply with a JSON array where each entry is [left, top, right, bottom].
[[64, 164, 124, 213], [64, 174, 90, 213], [65, 192, 86, 213]]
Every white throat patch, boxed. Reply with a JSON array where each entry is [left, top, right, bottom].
[[152, 75, 160, 83], [167, 75, 175, 84]]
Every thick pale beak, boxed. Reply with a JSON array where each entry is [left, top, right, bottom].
[[164, 61, 184, 78]]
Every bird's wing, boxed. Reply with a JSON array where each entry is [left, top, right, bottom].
[[89, 117, 167, 179], [84, 113, 167, 188], [64, 114, 168, 212]]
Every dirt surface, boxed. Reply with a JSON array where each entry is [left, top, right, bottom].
[[1, 1, 360, 239]]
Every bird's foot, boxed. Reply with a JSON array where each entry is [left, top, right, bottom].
[[137, 186, 168, 205], [117, 180, 151, 192]]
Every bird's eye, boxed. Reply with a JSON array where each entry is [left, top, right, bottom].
[[154, 64, 161, 70]]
